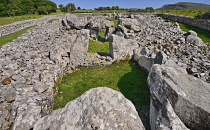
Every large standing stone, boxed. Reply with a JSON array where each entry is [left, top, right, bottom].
[[33, 87, 145, 130], [65, 14, 87, 29], [109, 34, 138, 61], [69, 29, 90, 69], [50, 29, 90, 69], [148, 64, 210, 130]]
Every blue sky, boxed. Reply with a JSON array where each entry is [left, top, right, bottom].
[[51, 0, 210, 9]]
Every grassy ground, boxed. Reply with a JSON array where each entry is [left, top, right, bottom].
[[0, 26, 36, 47], [155, 10, 207, 17], [88, 32, 109, 53], [54, 30, 150, 116], [112, 20, 118, 27], [53, 61, 150, 111], [0, 10, 62, 26]]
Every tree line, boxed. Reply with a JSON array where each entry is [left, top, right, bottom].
[[94, 6, 154, 12], [59, 3, 77, 12], [0, 0, 57, 17]]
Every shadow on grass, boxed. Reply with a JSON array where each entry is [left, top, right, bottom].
[[98, 35, 106, 42], [117, 62, 150, 129]]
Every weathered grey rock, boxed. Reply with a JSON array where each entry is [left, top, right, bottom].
[[118, 18, 140, 27], [34, 87, 145, 130], [154, 51, 168, 65], [148, 64, 210, 130], [188, 30, 197, 37], [109, 34, 138, 61], [89, 29, 98, 40], [65, 14, 87, 29], [88, 17, 114, 32], [69, 29, 90, 69], [186, 35, 204, 46], [11, 93, 53, 130], [134, 49, 154, 72], [105, 27, 115, 40], [134, 48, 168, 72], [50, 29, 90, 69], [83, 53, 113, 67], [150, 99, 189, 130]]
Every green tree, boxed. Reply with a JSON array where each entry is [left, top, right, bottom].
[[77, 7, 81, 10], [67, 3, 76, 12], [145, 7, 154, 11], [59, 4, 64, 9]]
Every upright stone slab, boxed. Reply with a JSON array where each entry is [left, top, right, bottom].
[[148, 64, 210, 130]]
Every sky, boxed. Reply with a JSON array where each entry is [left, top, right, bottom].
[[50, 0, 210, 9]]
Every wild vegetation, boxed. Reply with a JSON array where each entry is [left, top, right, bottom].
[[195, 10, 210, 19], [0, 0, 57, 16], [155, 10, 208, 17], [59, 3, 76, 12]]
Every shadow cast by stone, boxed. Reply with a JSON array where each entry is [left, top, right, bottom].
[[117, 62, 150, 129]]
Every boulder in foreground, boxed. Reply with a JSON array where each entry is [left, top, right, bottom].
[[34, 87, 145, 130]]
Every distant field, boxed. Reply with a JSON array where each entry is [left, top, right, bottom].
[[155, 10, 207, 17], [0, 10, 63, 26]]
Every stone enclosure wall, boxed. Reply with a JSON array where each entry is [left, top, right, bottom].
[[159, 13, 210, 33], [0, 15, 65, 37]]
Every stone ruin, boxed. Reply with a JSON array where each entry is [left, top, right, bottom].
[[0, 13, 210, 130]]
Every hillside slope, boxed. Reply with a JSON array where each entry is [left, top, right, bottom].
[[157, 2, 210, 10]]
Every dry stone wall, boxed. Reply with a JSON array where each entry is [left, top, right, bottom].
[[159, 13, 210, 33], [0, 15, 65, 37]]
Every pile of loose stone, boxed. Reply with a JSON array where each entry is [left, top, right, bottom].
[[112, 14, 210, 83], [0, 13, 210, 130], [109, 13, 210, 129], [0, 15, 65, 37]]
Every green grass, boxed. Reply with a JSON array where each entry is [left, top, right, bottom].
[[88, 40, 109, 53], [88, 32, 109, 53], [48, 19, 59, 23], [125, 24, 131, 29], [0, 10, 62, 26], [155, 10, 207, 17], [0, 25, 36, 47], [54, 61, 150, 112], [112, 20, 118, 27]]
